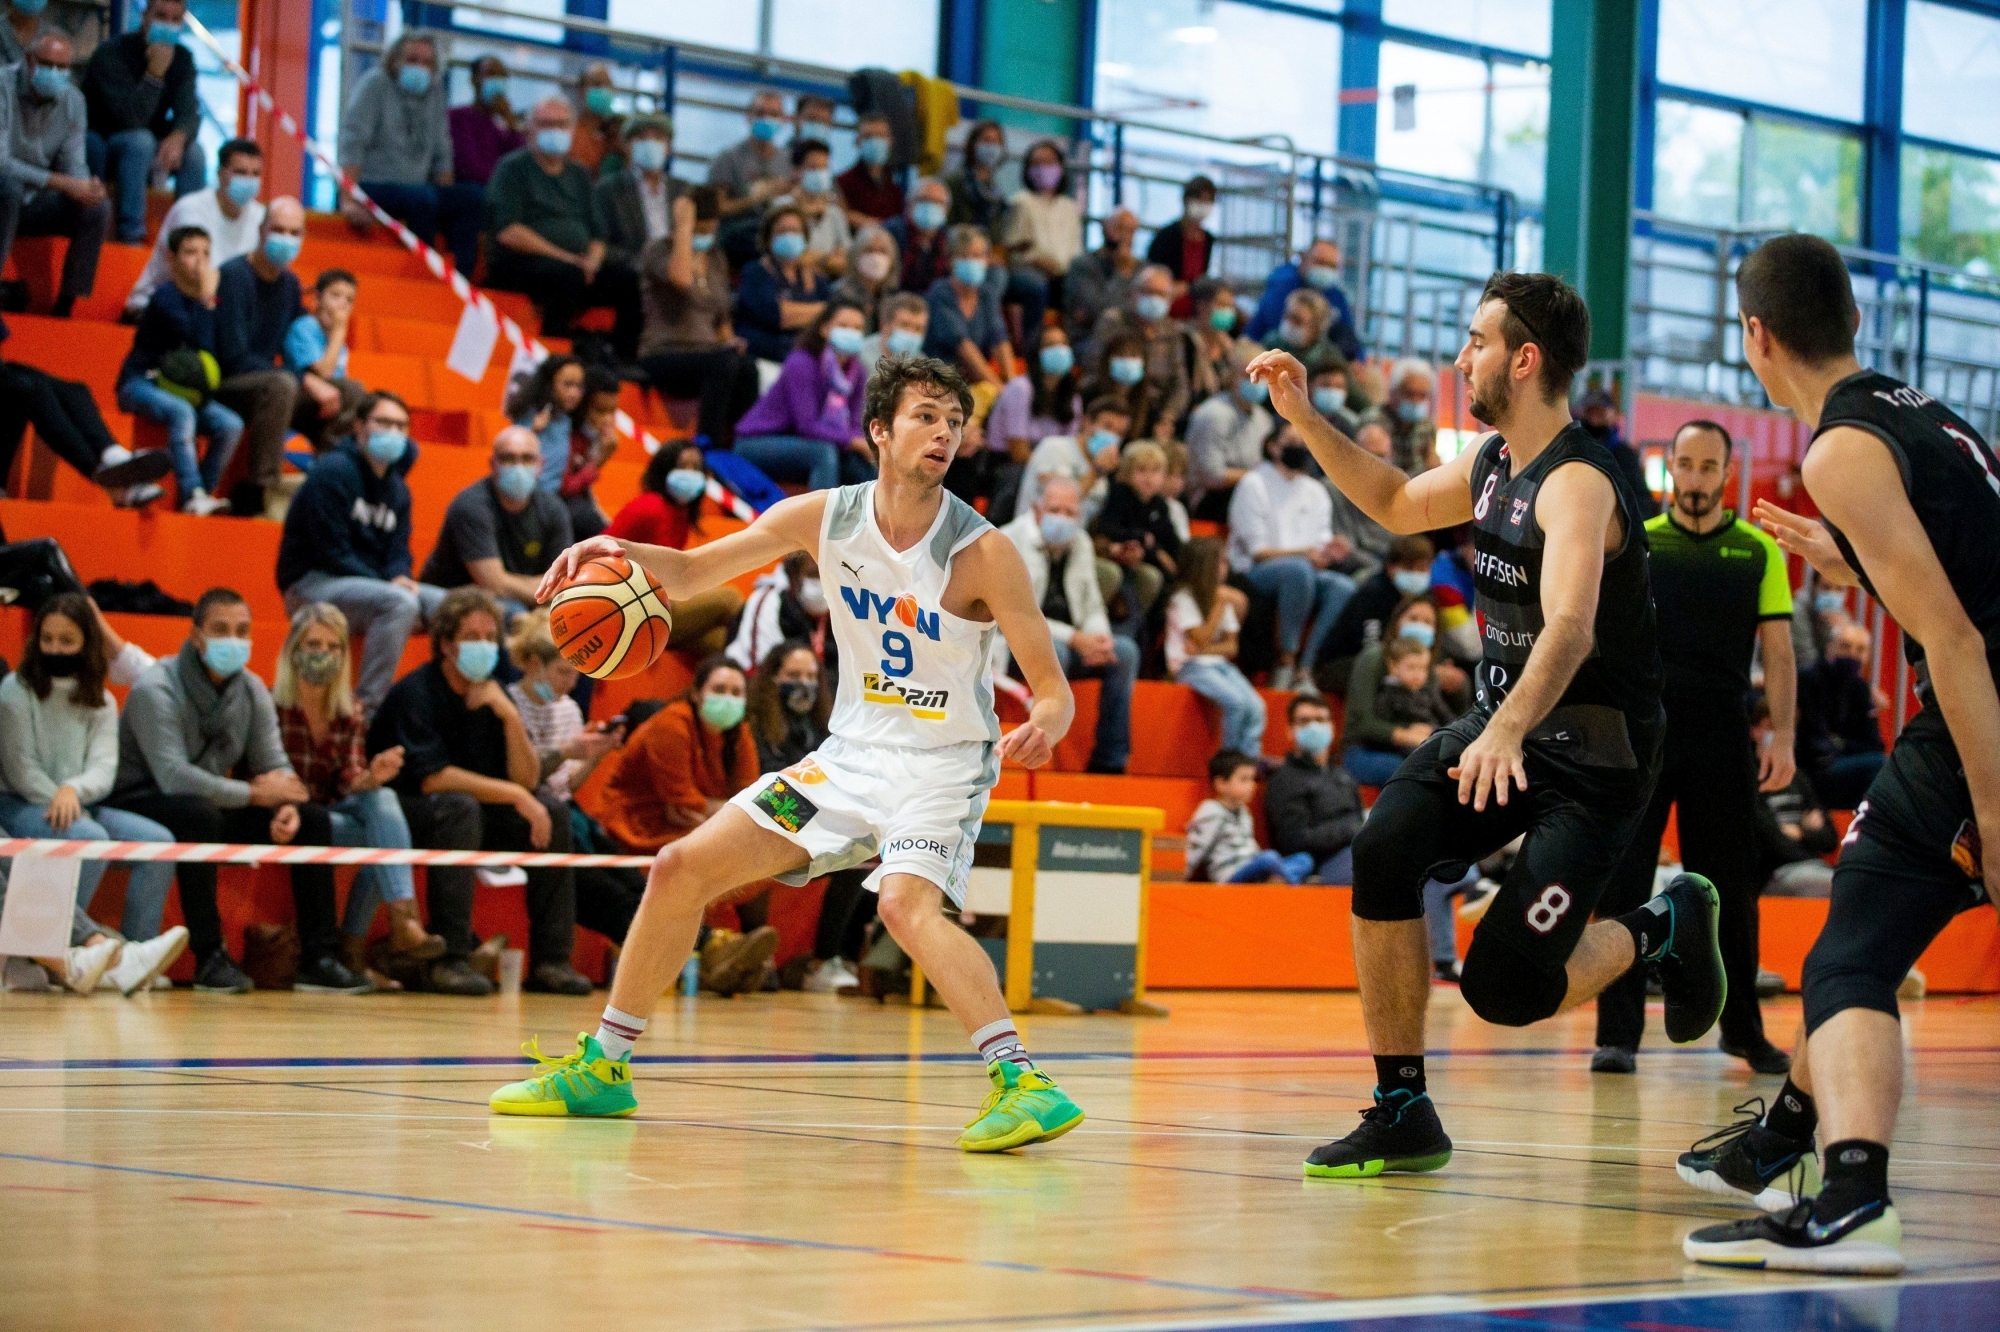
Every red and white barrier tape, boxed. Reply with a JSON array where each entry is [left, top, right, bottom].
[[0, 838, 653, 869], [184, 14, 755, 523]]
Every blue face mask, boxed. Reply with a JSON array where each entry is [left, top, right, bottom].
[[145, 21, 184, 45], [584, 86, 614, 116], [1039, 344, 1074, 376], [454, 639, 499, 682], [1303, 264, 1340, 290], [1397, 619, 1436, 649], [665, 468, 707, 503], [1312, 386, 1344, 415], [858, 136, 890, 166], [529, 679, 557, 704], [629, 138, 667, 171], [750, 116, 783, 143], [1814, 590, 1846, 616], [1108, 356, 1144, 386], [1391, 570, 1432, 596], [481, 76, 508, 103], [886, 327, 924, 356], [1239, 379, 1269, 404], [1396, 400, 1427, 424], [535, 127, 572, 158], [396, 64, 431, 96], [770, 232, 807, 262], [911, 200, 947, 232], [1086, 428, 1121, 458], [1293, 720, 1334, 755], [365, 428, 408, 467], [827, 325, 864, 356], [800, 167, 833, 195], [1134, 293, 1170, 322], [973, 139, 1003, 168], [29, 64, 68, 99], [1038, 512, 1078, 547], [496, 463, 539, 502], [201, 635, 251, 678], [690, 231, 716, 253], [223, 173, 259, 207], [952, 257, 988, 287], [263, 233, 301, 267]]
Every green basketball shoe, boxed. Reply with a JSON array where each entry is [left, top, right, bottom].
[[957, 1062, 1084, 1152], [489, 1034, 638, 1117]]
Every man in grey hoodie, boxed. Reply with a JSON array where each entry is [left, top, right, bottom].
[[336, 30, 481, 276], [110, 588, 368, 993]]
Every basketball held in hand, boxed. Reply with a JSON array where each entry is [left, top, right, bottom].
[[547, 555, 673, 680]]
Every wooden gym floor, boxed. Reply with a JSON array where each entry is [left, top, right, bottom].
[[4, 986, 1999, 1330]]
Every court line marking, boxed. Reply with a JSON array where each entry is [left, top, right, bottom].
[[0, 1149, 1335, 1303]]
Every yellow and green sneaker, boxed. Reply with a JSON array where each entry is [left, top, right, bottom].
[[957, 1061, 1084, 1152], [489, 1034, 638, 1118]]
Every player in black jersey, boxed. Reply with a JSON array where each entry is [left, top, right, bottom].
[[1683, 236, 2000, 1275], [1249, 273, 1728, 1182]]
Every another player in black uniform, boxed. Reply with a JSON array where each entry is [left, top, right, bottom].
[[1248, 273, 1728, 1180], [1682, 236, 2000, 1275]]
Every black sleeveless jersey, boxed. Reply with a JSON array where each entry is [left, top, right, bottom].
[[1814, 371, 2000, 672], [1467, 422, 1664, 742]]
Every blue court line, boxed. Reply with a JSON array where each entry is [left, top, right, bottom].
[[0, 1149, 1330, 1304]]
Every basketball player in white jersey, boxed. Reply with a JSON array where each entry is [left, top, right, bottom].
[[489, 355, 1086, 1151]]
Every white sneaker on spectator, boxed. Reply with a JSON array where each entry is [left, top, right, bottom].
[[62, 938, 122, 995], [3, 956, 53, 991], [181, 487, 230, 516], [115, 482, 166, 509], [102, 927, 189, 996], [152, 972, 174, 990], [803, 958, 859, 993]]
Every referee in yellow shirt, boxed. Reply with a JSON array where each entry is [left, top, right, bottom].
[[1593, 420, 1799, 1074]]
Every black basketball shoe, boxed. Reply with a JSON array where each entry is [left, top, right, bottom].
[[1677, 1096, 1818, 1212], [1303, 1088, 1453, 1179], [1684, 1198, 1903, 1275], [1652, 873, 1726, 1042]]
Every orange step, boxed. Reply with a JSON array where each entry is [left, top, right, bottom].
[[0, 498, 287, 623]]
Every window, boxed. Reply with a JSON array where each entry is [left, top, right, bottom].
[[1656, 0, 1866, 124], [1904, 1, 2000, 157], [1382, 0, 1550, 58], [605, 0, 758, 52], [1746, 117, 1860, 243], [452, 0, 567, 45], [1652, 99, 1742, 228], [1374, 42, 1547, 202], [770, 0, 937, 75], [1901, 146, 2000, 274]]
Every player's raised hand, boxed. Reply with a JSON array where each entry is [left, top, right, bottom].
[[997, 721, 1055, 769], [535, 535, 625, 603], [1754, 501, 1858, 587], [1449, 726, 1528, 811], [1245, 349, 1311, 424]]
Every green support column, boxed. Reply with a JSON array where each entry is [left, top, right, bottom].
[[979, 0, 1084, 135], [1542, 0, 1640, 361]]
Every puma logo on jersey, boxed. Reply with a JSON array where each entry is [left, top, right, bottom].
[[861, 672, 950, 719], [840, 586, 942, 640], [841, 561, 865, 579]]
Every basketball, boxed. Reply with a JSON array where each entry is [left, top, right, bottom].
[[546, 554, 672, 680]]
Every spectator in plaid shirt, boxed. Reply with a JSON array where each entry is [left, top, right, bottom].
[[273, 602, 444, 988]]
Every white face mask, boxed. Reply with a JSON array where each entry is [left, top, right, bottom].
[[856, 250, 892, 282], [797, 577, 828, 617], [1185, 199, 1213, 224]]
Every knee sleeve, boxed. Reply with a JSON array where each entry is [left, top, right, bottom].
[[1801, 934, 1902, 1034], [1350, 804, 1438, 921], [1459, 932, 1569, 1027]]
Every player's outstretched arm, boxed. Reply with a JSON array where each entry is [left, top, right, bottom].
[[534, 494, 827, 604], [1245, 349, 1477, 534], [1753, 499, 1859, 587], [1806, 428, 2000, 893], [962, 532, 1074, 769]]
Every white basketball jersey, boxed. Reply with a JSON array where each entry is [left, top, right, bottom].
[[820, 483, 1000, 749]]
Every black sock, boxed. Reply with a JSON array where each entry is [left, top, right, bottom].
[[1374, 1055, 1425, 1098], [1813, 1138, 1891, 1222], [1614, 895, 1673, 963], [1763, 1078, 1817, 1141]]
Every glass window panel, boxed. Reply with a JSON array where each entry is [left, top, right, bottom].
[[1094, 0, 1339, 156], [1901, 145, 2000, 275], [1746, 117, 1861, 243], [1651, 98, 1743, 228], [1382, 0, 1550, 58], [1903, 1, 2000, 157], [771, 0, 937, 76], [605, 0, 758, 52], [1656, 0, 1866, 123], [450, 0, 567, 45], [1374, 42, 1487, 182], [1486, 64, 1548, 204]]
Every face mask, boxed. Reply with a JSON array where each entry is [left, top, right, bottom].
[[29, 64, 68, 99], [1392, 570, 1432, 596], [294, 648, 342, 686], [1294, 720, 1333, 755], [584, 86, 614, 115], [750, 116, 783, 143], [223, 173, 259, 207], [1311, 387, 1344, 416], [952, 257, 987, 287], [1108, 356, 1144, 386], [496, 463, 539, 502], [1209, 307, 1236, 332], [1134, 293, 1171, 322], [911, 200, 947, 232], [146, 21, 184, 45], [1397, 619, 1436, 648], [858, 136, 890, 166], [40, 650, 81, 677], [1186, 199, 1214, 223], [1814, 590, 1846, 616], [827, 325, 864, 356], [629, 138, 667, 171], [700, 691, 746, 729], [1039, 344, 1074, 376], [202, 635, 251, 678], [481, 76, 508, 103], [1087, 428, 1122, 459], [665, 468, 707, 503], [857, 250, 892, 282], [397, 64, 431, 96], [535, 127, 572, 157], [973, 139, 1003, 168], [800, 167, 833, 194], [1302, 264, 1340, 290], [1028, 162, 1064, 192], [1279, 443, 1313, 472], [1239, 379, 1269, 404], [1827, 655, 1863, 679], [1281, 320, 1313, 349], [455, 639, 499, 682], [690, 231, 716, 253], [1039, 512, 1079, 547], [529, 679, 557, 704], [779, 679, 818, 714], [770, 231, 807, 262], [365, 428, 408, 466], [1396, 400, 1427, 424], [263, 233, 301, 266], [886, 327, 924, 356], [796, 577, 828, 617]]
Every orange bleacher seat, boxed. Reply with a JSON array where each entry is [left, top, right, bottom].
[[0, 498, 287, 624], [5, 314, 135, 408]]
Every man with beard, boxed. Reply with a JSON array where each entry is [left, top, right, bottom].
[[1590, 420, 1799, 1076], [1248, 272, 1725, 1181]]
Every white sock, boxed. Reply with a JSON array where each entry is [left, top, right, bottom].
[[971, 1018, 1034, 1070], [594, 1006, 647, 1062]]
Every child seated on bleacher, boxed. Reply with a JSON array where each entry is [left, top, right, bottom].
[[1186, 750, 1312, 884], [1372, 636, 1457, 749], [558, 368, 622, 539], [1164, 536, 1264, 755], [282, 267, 363, 452]]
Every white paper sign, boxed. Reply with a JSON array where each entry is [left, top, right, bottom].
[[0, 856, 82, 959], [445, 297, 501, 383]]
